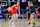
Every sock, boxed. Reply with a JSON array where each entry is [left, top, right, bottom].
[[28, 21, 29, 23], [31, 21, 32, 24]]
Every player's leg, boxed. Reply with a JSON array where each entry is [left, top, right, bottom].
[[15, 14, 18, 21], [29, 14, 33, 24], [12, 14, 15, 25], [8, 14, 15, 24], [31, 15, 35, 24], [8, 15, 12, 24], [29, 14, 35, 25], [31, 15, 36, 25], [12, 14, 18, 25], [28, 13, 30, 21], [27, 13, 30, 24]]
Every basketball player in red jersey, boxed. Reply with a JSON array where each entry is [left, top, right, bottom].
[[8, 1, 20, 25]]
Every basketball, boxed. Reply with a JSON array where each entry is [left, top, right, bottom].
[[8, 7, 11, 11]]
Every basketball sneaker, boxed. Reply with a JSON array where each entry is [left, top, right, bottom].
[[12, 21, 15, 25], [8, 21, 11, 24]]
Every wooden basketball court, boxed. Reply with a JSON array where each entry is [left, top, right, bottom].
[[0, 19, 40, 27]]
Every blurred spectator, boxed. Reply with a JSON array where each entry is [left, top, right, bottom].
[[5, 12, 9, 22], [18, 13, 22, 19], [24, 13, 26, 19], [35, 9, 38, 20], [38, 8, 40, 18], [22, 12, 24, 19], [26, 13, 28, 18], [0, 4, 1, 9]]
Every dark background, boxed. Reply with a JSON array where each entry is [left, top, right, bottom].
[[0, 0, 40, 9]]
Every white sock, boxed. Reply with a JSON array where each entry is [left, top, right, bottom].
[[12, 21, 15, 25], [8, 21, 11, 24], [28, 21, 29, 23], [31, 21, 32, 24]]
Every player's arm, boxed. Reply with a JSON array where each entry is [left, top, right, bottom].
[[3, 7, 10, 12], [11, 4, 16, 8], [18, 6, 20, 15], [3, 5, 16, 11], [6, 4, 16, 10]]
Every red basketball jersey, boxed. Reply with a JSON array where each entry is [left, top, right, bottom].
[[9, 4, 19, 15]]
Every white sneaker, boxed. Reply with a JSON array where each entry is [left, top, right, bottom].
[[8, 22, 11, 24], [12, 22, 15, 25]]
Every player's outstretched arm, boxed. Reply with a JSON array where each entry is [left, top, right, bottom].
[[11, 5, 16, 8]]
